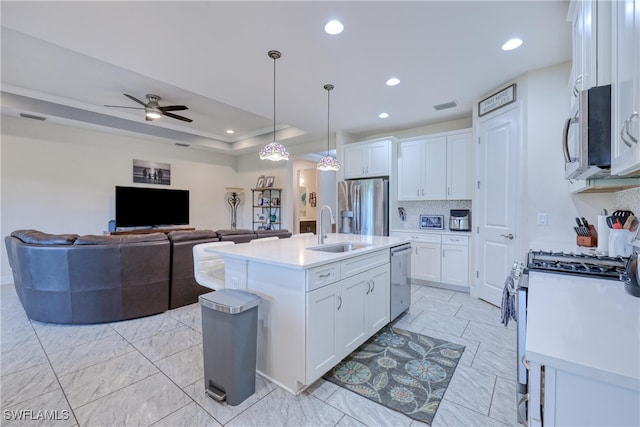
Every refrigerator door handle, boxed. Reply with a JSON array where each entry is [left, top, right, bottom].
[[354, 184, 360, 234]]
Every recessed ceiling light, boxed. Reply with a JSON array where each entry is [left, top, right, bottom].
[[386, 77, 400, 86], [226, 129, 235, 134], [378, 112, 389, 119], [324, 20, 344, 35], [502, 38, 523, 51]]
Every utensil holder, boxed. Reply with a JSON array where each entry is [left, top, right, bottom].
[[577, 225, 597, 247]]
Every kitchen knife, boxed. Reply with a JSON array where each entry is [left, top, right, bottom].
[[581, 217, 589, 228]]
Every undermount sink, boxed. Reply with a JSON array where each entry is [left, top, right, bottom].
[[307, 242, 372, 253]]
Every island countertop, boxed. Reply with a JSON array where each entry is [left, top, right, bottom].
[[204, 233, 411, 269]]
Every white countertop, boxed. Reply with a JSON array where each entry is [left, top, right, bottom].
[[205, 233, 411, 269], [391, 228, 472, 236], [526, 270, 640, 390]]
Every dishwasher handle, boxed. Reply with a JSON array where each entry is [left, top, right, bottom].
[[391, 246, 412, 257]]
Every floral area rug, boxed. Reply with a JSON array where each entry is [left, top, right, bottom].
[[323, 325, 465, 425]]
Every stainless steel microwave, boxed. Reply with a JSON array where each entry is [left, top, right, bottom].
[[563, 84, 611, 180]]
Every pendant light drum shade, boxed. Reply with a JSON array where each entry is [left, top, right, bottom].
[[317, 83, 340, 171], [260, 50, 290, 161]]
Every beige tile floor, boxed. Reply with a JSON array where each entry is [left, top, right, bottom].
[[0, 283, 517, 426]]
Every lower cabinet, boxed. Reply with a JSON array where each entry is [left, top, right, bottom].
[[527, 362, 640, 427], [306, 263, 390, 383], [392, 231, 470, 288]]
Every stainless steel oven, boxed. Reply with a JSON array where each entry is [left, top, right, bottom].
[[390, 243, 412, 320]]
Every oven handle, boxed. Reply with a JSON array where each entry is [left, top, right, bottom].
[[517, 393, 529, 427]]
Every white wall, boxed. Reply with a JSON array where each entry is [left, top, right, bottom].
[[1, 117, 237, 283], [519, 62, 614, 252]]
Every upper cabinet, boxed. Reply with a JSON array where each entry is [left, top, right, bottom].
[[343, 138, 393, 179], [611, 0, 640, 176], [568, 0, 611, 107], [398, 130, 472, 201]]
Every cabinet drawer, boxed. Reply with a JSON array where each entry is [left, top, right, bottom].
[[442, 234, 469, 246], [341, 250, 389, 278], [307, 264, 341, 291], [414, 233, 441, 244]]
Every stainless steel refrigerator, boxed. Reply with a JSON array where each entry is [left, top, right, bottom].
[[337, 178, 389, 236]]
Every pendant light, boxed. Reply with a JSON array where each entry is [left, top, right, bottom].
[[317, 83, 341, 171], [260, 50, 290, 161]]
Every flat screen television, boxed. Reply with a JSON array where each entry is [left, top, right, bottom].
[[115, 186, 189, 228]]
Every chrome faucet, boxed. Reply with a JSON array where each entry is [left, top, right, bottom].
[[318, 205, 335, 245]]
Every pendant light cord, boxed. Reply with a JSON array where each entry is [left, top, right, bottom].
[[327, 88, 330, 156], [273, 54, 277, 142]]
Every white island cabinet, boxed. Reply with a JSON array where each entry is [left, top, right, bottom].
[[525, 271, 640, 426], [206, 234, 408, 395]]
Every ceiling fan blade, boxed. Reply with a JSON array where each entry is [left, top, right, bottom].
[[159, 105, 188, 112], [123, 93, 148, 107], [162, 111, 193, 123], [104, 105, 144, 109]]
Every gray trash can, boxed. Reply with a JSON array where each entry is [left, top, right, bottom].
[[199, 289, 261, 406]]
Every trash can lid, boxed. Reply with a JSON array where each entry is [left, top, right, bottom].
[[199, 289, 260, 314]]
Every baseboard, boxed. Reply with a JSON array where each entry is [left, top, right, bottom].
[[410, 278, 470, 294]]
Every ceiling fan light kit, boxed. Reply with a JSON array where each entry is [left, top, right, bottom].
[[106, 93, 192, 123], [260, 50, 290, 162], [317, 83, 340, 171]]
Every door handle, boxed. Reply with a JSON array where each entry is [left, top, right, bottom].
[[337, 295, 342, 310], [562, 115, 577, 163], [501, 233, 514, 240], [366, 281, 371, 294], [370, 280, 375, 293]]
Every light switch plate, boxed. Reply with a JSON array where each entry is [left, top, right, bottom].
[[537, 213, 548, 226]]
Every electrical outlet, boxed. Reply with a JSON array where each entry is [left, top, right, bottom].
[[537, 213, 548, 226]]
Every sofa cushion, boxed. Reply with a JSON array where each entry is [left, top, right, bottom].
[[215, 228, 254, 236], [255, 229, 291, 239], [166, 229, 218, 242], [11, 229, 78, 245], [74, 233, 168, 245]]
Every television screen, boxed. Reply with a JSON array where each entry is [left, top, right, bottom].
[[115, 186, 189, 228]]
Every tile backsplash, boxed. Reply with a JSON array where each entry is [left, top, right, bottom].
[[394, 200, 472, 230], [613, 187, 640, 214]]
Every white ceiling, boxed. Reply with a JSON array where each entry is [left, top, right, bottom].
[[1, 1, 572, 156]]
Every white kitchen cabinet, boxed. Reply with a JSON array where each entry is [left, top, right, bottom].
[[364, 264, 390, 334], [392, 231, 470, 289], [306, 257, 390, 383], [398, 130, 472, 201], [413, 240, 442, 282], [611, 0, 640, 175], [441, 235, 469, 287], [568, 0, 611, 108], [343, 138, 393, 179], [446, 132, 473, 199]]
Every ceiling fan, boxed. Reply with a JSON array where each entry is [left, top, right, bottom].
[[105, 94, 193, 123]]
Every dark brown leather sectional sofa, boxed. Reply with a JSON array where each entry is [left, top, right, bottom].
[[5, 228, 292, 324]]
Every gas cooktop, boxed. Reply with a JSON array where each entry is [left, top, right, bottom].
[[527, 250, 628, 280]]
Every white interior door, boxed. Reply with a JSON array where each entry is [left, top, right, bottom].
[[475, 105, 521, 306]]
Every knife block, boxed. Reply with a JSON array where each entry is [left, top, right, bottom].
[[577, 225, 597, 247]]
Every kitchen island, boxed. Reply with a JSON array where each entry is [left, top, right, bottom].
[[525, 271, 640, 426], [206, 233, 410, 394]]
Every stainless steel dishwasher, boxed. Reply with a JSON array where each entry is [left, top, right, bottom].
[[390, 243, 412, 320]]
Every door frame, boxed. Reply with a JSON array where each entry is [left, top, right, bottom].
[[471, 101, 524, 303]]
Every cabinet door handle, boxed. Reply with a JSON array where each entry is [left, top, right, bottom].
[[318, 272, 332, 278], [572, 74, 582, 97], [337, 295, 342, 310], [447, 187, 451, 195], [421, 189, 424, 196], [625, 112, 638, 145], [417, 189, 420, 196], [366, 281, 371, 294], [370, 280, 375, 293], [621, 119, 633, 148], [442, 249, 445, 258]]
